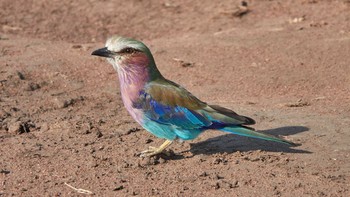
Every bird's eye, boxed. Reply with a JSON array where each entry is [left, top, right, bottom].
[[120, 47, 135, 54]]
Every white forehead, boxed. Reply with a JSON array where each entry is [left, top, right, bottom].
[[105, 36, 148, 52]]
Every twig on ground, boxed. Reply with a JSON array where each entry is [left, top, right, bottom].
[[64, 182, 94, 195]]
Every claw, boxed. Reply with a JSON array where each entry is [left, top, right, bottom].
[[139, 140, 173, 157], [140, 146, 158, 157]]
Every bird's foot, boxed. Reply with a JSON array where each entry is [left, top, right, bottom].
[[139, 146, 169, 157], [139, 140, 173, 157]]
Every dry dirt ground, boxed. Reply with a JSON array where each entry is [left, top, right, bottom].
[[1, 0, 350, 196]]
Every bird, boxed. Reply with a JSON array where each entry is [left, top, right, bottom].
[[91, 36, 295, 157]]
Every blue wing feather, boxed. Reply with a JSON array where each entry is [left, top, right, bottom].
[[133, 91, 211, 140], [147, 96, 211, 128], [131, 82, 293, 145]]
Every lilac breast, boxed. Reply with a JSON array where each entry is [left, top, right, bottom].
[[117, 64, 150, 124]]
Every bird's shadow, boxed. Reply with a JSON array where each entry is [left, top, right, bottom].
[[184, 126, 311, 156]]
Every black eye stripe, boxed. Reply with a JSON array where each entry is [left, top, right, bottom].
[[119, 47, 140, 54]]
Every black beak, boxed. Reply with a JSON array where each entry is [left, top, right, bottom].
[[91, 47, 114, 58]]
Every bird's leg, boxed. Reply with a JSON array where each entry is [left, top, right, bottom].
[[140, 140, 173, 157]]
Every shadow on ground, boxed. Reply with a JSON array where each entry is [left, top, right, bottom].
[[188, 126, 311, 155]]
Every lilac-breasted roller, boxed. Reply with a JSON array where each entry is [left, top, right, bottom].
[[91, 36, 295, 157]]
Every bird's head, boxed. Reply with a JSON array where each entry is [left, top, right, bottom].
[[92, 36, 156, 72]]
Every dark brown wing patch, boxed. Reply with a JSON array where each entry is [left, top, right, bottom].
[[209, 105, 256, 125], [145, 79, 207, 110]]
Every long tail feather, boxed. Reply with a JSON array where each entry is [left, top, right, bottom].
[[220, 126, 297, 146]]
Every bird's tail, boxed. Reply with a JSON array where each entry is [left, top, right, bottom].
[[220, 126, 297, 146]]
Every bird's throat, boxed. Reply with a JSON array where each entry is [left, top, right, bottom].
[[116, 63, 155, 124], [115, 54, 163, 123]]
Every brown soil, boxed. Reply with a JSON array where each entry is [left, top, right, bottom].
[[1, 0, 350, 196]]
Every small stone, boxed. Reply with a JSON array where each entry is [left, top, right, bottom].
[[230, 180, 239, 188], [40, 123, 49, 132], [148, 156, 160, 165], [284, 99, 310, 107], [145, 139, 153, 144], [113, 185, 124, 191], [199, 171, 208, 177], [96, 130, 103, 138], [0, 169, 10, 175], [8, 121, 22, 134], [72, 44, 82, 49], [62, 99, 74, 108], [139, 156, 159, 166], [126, 127, 140, 135], [25, 83, 40, 91], [89, 160, 99, 168], [16, 71, 25, 80], [213, 182, 220, 189], [158, 157, 167, 164], [219, 180, 234, 189], [197, 154, 208, 162], [53, 98, 74, 108], [213, 157, 227, 165], [0, 109, 10, 120]]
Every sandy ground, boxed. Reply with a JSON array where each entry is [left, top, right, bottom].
[[1, 0, 350, 196]]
